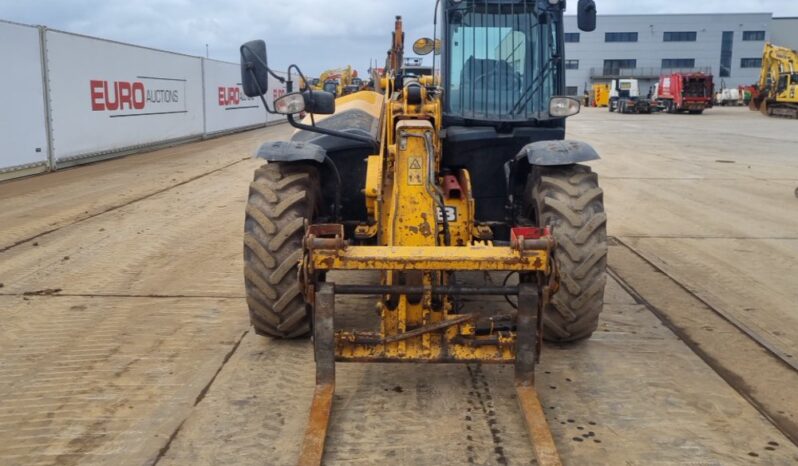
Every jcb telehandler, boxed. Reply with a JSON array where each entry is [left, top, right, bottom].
[[240, 1, 604, 464]]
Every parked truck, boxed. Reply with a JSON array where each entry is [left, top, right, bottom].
[[657, 72, 714, 114], [610, 79, 652, 114], [715, 88, 741, 106]]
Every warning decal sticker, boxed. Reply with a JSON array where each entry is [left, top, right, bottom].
[[408, 156, 423, 185]]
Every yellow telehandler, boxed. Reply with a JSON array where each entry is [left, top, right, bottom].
[[239, 1, 603, 464]]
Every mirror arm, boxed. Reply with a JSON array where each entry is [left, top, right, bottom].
[[287, 64, 318, 127], [287, 65, 305, 98], [240, 43, 286, 85], [246, 67, 276, 114], [431, 0, 441, 87], [268, 68, 286, 83], [286, 114, 378, 152]]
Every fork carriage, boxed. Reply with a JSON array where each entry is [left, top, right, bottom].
[[297, 224, 562, 466]]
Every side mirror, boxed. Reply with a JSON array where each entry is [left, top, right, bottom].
[[413, 38, 434, 56], [303, 91, 336, 115], [413, 38, 442, 56], [240, 40, 269, 98], [577, 0, 597, 32]]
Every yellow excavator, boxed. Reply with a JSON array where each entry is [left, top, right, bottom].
[[315, 66, 356, 98], [751, 42, 798, 119], [239, 1, 602, 464]]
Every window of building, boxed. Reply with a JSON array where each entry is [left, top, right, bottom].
[[743, 31, 766, 41], [565, 60, 579, 70], [564, 33, 580, 43], [663, 31, 697, 42], [720, 31, 734, 77], [661, 58, 696, 69], [605, 32, 638, 43], [566, 86, 579, 96], [741, 58, 763, 68], [603, 59, 637, 75]]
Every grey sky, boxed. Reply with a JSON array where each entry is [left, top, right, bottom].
[[2, 1, 797, 75]]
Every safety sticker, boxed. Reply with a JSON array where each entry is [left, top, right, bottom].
[[408, 156, 423, 185]]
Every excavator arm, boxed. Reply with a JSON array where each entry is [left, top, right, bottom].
[[317, 65, 354, 96]]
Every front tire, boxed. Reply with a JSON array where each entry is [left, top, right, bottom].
[[243, 163, 319, 339], [523, 165, 608, 343]]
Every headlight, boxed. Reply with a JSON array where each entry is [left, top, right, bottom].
[[274, 93, 306, 115], [549, 96, 581, 118]]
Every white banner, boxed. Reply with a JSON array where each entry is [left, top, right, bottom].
[[0, 21, 49, 173], [203, 59, 267, 134], [45, 30, 204, 163]]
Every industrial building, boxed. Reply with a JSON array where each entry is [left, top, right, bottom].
[[564, 13, 798, 96]]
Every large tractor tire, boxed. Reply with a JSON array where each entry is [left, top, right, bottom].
[[243, 162, 319, 339], [523, 164, 608, 343]]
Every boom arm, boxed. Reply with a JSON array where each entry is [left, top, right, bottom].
[[386, 15, 404, 75]]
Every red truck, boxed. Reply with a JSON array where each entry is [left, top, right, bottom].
[[657, 72, 714, 114]]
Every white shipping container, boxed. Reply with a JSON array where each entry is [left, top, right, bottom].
[[0, 21, 49, 176], [45, 30, 205, 164]]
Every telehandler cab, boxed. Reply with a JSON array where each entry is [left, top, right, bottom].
[[240, 1, 604, 464]]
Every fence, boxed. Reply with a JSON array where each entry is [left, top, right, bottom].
[[0, 21, 50, 178], [0, 19, 286, 180]]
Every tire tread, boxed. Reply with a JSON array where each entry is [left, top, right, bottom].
[[243, 163, 317, 338], [528, 164, 608, 342]]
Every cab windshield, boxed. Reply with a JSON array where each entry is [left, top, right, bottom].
[[446, 3, 559, 121]]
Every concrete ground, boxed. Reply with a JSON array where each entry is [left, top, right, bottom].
[[0, 107, 797, 465]]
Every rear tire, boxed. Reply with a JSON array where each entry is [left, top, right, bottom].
[[243, 163, 319, 339], [523, 165, 608, 343]]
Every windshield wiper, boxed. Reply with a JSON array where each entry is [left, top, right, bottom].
[[510, 55, 558, 115]]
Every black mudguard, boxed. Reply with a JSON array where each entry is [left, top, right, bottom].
[[252, 108, 378, 226], [513, 140, 600, 166], [504, 140, 601, 218], [254, 140, 327, 163]]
